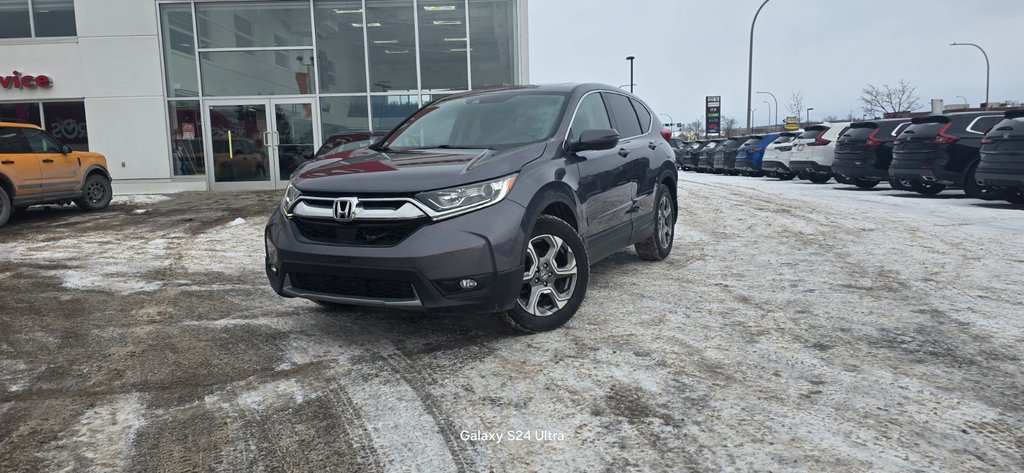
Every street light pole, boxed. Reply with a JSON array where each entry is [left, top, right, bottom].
[[757, 91, 778, 129], [746, 0, 771, 133], [950, 42, 990, 108], [763, 101, 772, 130], [626, 56, 636, 94], [806, 107, 814, 124]]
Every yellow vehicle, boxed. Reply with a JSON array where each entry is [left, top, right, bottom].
[[0, 121, 112, 227]]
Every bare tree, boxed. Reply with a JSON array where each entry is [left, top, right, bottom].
[[722, 116, 739, 137], [823, 115, 841, 122], [860, 79, 922, 117], [685, 119, 704, 137], [786, 91, 805, 119]]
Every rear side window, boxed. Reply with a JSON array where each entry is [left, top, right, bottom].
[[569, 93, 612, 142], [841, 127, 875, 141], [0, 128, 32, 153], [773, 135, 796, 144], [603, 93, 643, 138], [798, 128, 827, 139], [630, 98, 653, 134], [965, 115, 1002, 135]]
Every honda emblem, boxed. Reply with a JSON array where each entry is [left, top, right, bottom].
[[333, 198, 357, 222]]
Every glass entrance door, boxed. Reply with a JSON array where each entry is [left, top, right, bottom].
[[204, 98, 319, 191]]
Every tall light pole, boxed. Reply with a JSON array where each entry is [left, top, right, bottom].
[[763, 101, 772, 130], [806, 107, 814, 124], [950, 42, 990, 108], [746, 0, 772, 133], [626, 56, 636, 94], [757, 91, 778, 129]]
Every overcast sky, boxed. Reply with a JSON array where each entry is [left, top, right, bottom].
[[528, 0, 1024, 127]]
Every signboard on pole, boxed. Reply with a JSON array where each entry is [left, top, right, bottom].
[[783, 116, 800, 131], [705, 96, 721, 135]]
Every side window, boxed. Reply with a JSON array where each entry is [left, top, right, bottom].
[[603, 93, 642, 138], [22, 129, 64, 153], [569, 93, 612, 142], [630, 98, 653, 134], [891, 122, 911, 137], [0, 128, 33, 153], [966, 116, 1001, 135]]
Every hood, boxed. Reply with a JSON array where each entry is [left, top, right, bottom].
[[293, 141, 548, 194]]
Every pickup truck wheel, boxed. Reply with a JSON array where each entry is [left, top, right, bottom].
[[0, 186, 10, 228], [501, 215, 589, 333], [854, 179, 880, 189], [635, 184, 675, 261], [75, 174, 112, 210]]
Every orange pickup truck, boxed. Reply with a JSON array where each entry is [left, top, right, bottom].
[[0, 121, 112, 227]]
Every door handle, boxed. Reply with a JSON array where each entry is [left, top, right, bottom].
[[1, 160, 13, 165], [263, 131, 273, 148], [648, 142, 658, 150], [618, 148, 630, 158], [42, 159, 55, 163]]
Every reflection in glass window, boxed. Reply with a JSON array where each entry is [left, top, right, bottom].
[[22, 128, 63, 153], [197, 1, 313, 49], [168, 101, 207, 176], [366, 0, 417, 93], [321, 96, 370, 138], [33, 0, 77, 37], [469, 0, 515, 89], [201, 50, 315, 96], [160, 4, 200, 98], [0, 1, 31, 39], [43, 102, 89, 151], [314, 1, 368, 94], [0, 102, 42, 126], [370, 95, 420, 132], [418, 0, 468, 91]]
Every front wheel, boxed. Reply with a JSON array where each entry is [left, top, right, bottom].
[[913, 181, 946, 196], [808, 173, 832, 184], [635, 184, 675, 261], [75, 174, 112, 210], [501, 215, 590, 333], [0, 186, 10, 228], [854, 179, 880, 189]]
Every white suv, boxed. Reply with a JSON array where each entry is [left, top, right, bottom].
[[762, 131, 801, 180], [788, 123, 852, 183]]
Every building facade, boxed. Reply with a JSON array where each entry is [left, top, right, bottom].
[[0, 0, 529, 193]]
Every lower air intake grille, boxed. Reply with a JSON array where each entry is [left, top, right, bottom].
[[291, 273, 416, 300]]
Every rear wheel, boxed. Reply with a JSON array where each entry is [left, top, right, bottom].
[[778, 172, 797, 181], [913, 181, 946, 196], [889, 177, 912, 190], [635, 184, 675, 261], [501, 215, 589, 333], [963, 163, 999, 200], [75, 174, 112, 210], [854, 179, 880, 189], [808, 173, 832, 184], [0, 186, 10, 228]]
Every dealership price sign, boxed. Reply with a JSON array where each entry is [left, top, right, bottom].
[[706, 96, 721, 135]]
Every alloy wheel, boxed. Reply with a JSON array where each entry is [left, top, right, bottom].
[[519, 234, 578, 317], [656, 194, 674, 249]]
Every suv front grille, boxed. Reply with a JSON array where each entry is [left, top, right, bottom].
[[291, 273, 416, 300], [292, 218, 427, 246]]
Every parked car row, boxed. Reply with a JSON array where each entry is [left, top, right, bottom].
[[671, 110, 1024, 204]]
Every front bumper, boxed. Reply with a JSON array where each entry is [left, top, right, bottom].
[[265, 200, 527, 313], [790, 160, 832, 174]]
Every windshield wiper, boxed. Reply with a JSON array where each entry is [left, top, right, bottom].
[[368, 143, 393, 152]]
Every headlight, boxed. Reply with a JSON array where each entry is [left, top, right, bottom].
[[415, 174, 517, 220], [282, 183, 301, 212]]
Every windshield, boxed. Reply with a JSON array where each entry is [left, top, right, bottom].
[[383, 91, 569, 150]]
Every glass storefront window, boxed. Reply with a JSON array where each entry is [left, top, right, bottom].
[[0, 1, 32, 39], [33, 0, 77, 37], [42, 102, 88, 151], [469, 0, 515, 89], [0, 102, 42, 126], [160, 4, 200, 98], [320, 96, 370, 138], [370, 95, 419, 132], [196, 1, 313, 49], [168, 101, 207, 176], [200, 50, 316, 96], [314, 1, 368, 94], [418, 0, 468, 91], [366, 0, 417, 93]]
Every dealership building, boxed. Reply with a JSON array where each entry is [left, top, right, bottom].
[[0, 0, 528, 193]]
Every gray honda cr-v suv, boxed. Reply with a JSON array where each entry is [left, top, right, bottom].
[[265, 84, 678, 332]]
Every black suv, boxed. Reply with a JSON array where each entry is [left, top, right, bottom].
[[696, 139, 722, 173], [832, 119, 911, 189], [976, 109, 1024, 204], [265, 84, 678, 333], [712, 136, 747, 175], [669, 137, 689, 169], [681, 140, 707, 171], [890, 111, 1004, 197]]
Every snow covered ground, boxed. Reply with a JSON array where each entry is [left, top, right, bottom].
[[0, 177, 1021, 471]]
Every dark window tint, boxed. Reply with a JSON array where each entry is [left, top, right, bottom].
[[43, 102, 88, 151], [841, 127, 875, 141], [0, 102, 42, 126], [569, 93, 611, 142], [22, 128, 64, 153], [0, 128, 32, 153], [630, 99, 652, 134], [891, 122, 912, 137], [33, 0, 77, 37], [743, 138, 761, 146], [902, 122, 944, 138], [798, 128, 827, 139], [603, 93, 642, 138], [0, 1, 31, 39], [836, 127, 851, 139], [773, 135, 796, 144], [965, 116, 1002, 135]]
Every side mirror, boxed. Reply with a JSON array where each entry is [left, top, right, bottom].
[[61, 144, 73, 154], [567, 129, 619, 153]]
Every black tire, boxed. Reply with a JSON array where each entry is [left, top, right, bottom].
[[913, 181, 946, 196], [835, 175, 852, 185], [889, 177, 912, 191], [1004, 189, 1024, 205], [635, 183, 676, 261], [778, 173, 797, 181], [963, 163, 999, 200], [854, 179, 881, 189], [797, 171, 809, 180], [75, 174, 112, 211], [808, 173, 832, 184], [501, 215, 590, 333], [0, 186, 10, 228]]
